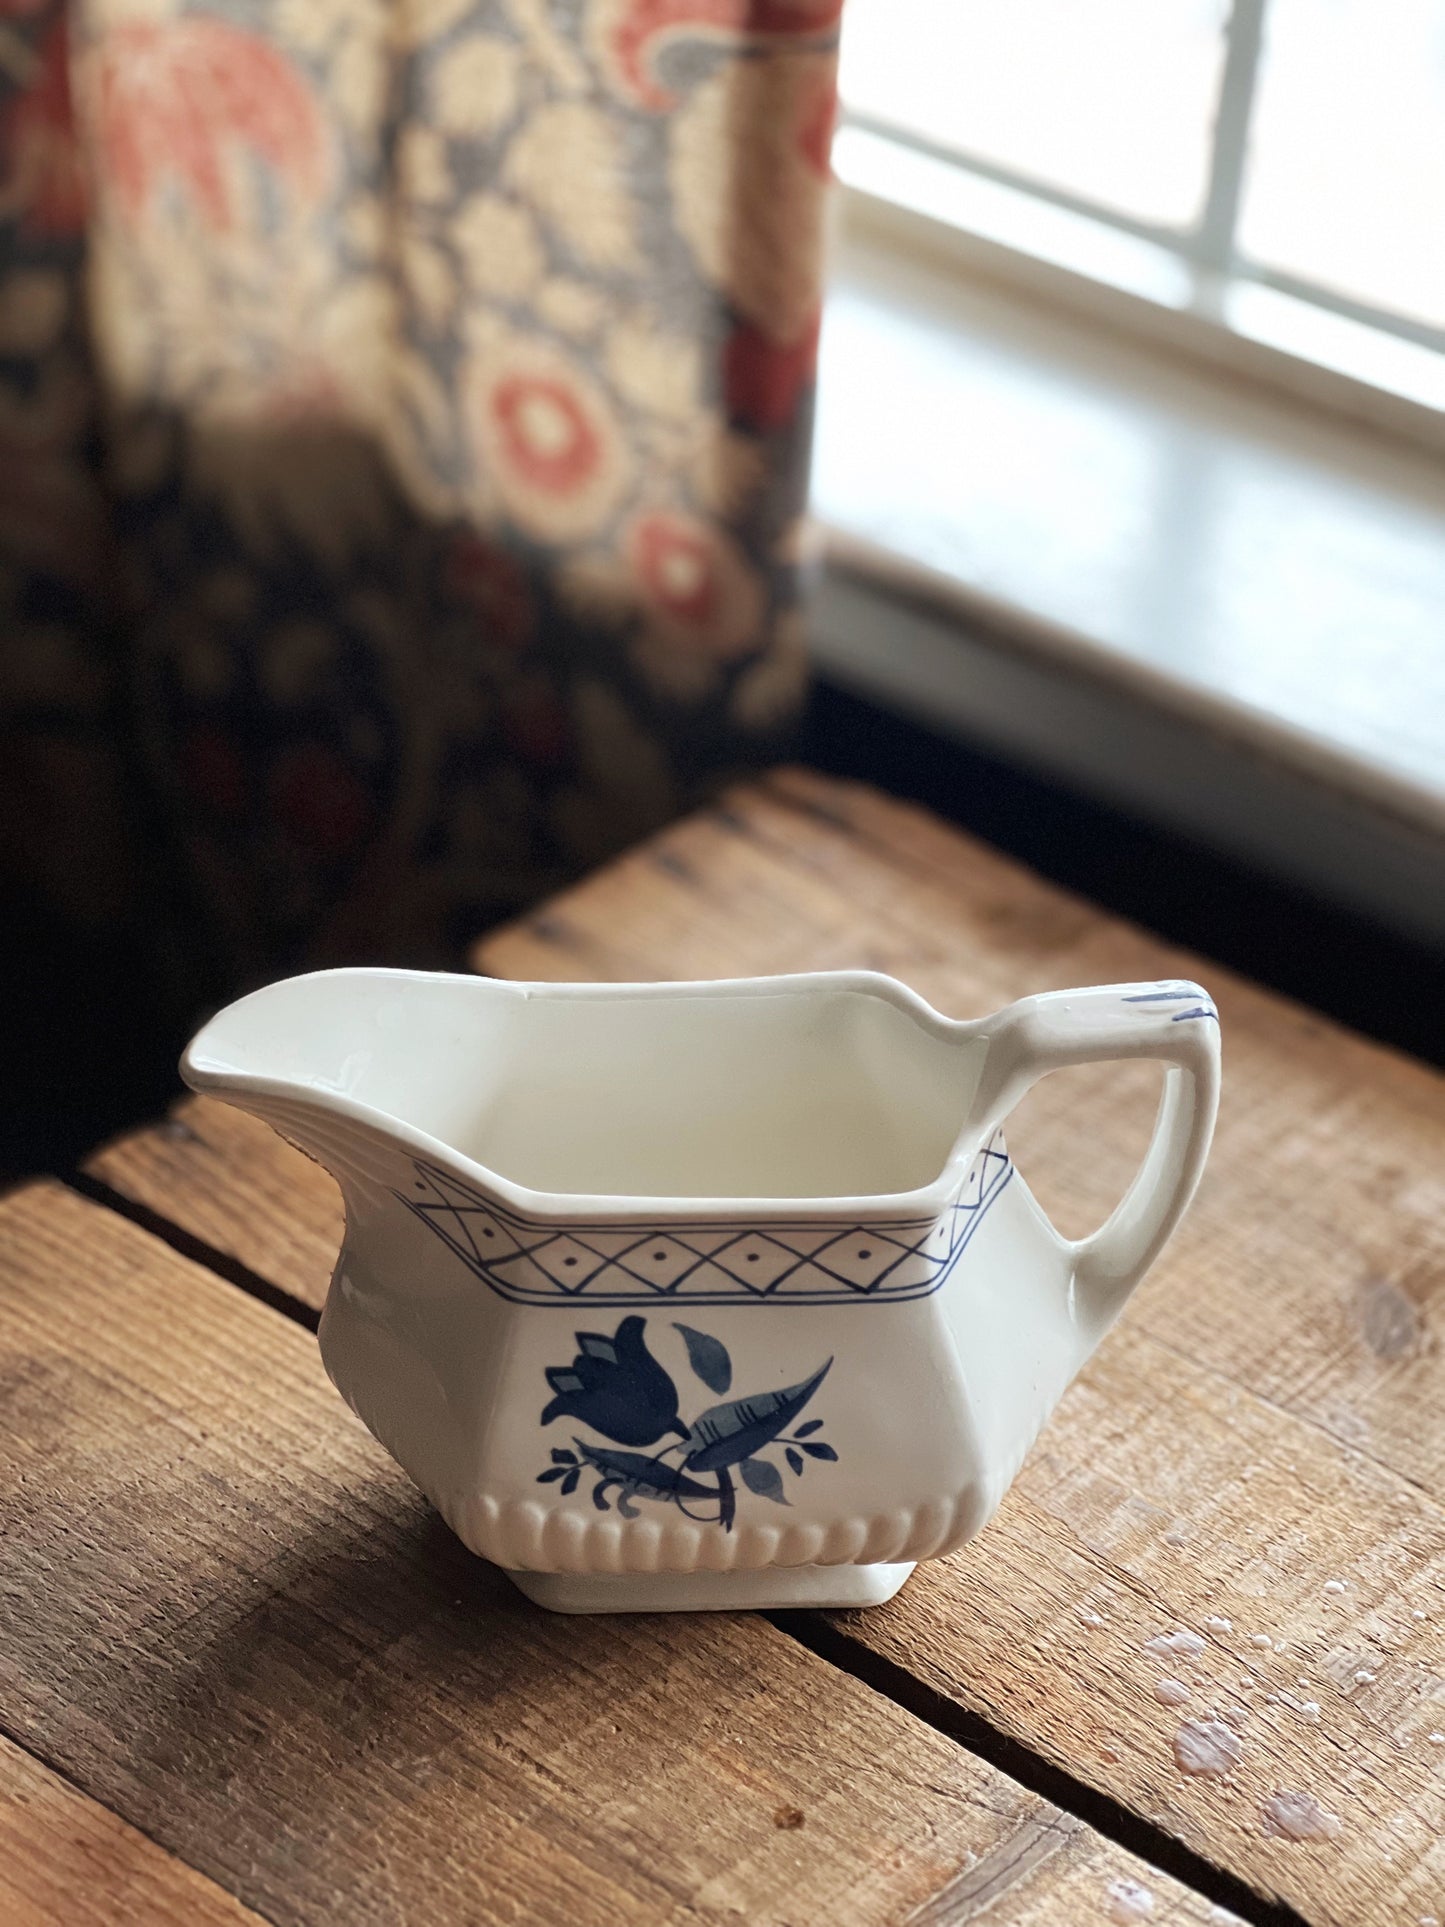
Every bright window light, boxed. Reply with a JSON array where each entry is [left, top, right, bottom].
[[1241, 0, 1445, 334], [839, 0, 1445, 370], [839, 0, 1228, 231]]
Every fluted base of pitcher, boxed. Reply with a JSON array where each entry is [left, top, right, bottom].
[[506, 1560, 918, 1615]]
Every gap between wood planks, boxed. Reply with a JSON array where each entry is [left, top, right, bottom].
[[777, 1614, 1309, 1927], [68, 1170, 323, 1335], [66, 1169, 1304, 1927], [0, 1729, 271, 1927]]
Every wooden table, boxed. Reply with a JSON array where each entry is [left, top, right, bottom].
[[6, 768, 1444, 1927]]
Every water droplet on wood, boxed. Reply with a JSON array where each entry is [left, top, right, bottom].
[[1144, 1629, 1207, 1661], [1357, 1276, 1419, 1358], [1261, 1790, 1342, 1840], [1278, 1691, 1320, 1721], [1174, 1720, 1244, 1776], [1105, 1878, 1155, 1921]]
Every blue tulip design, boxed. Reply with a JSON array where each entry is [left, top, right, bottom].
[[537, 1314, 836, 1529], [540, 1315, 684, 1447]]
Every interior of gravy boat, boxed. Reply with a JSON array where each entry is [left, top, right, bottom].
[[191, 972, 989, 1202], [459, 984, 986, 1199]]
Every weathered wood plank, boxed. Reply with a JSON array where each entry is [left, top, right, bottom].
[[0, 1181, 1224, 1927], [0, 1738, 264, 1927], [847, 1330, 1445, 1926], [81, 767, 1445, 1924], [89, 1101, 341, 1312]]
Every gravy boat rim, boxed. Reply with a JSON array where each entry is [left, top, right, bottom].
[[180, 965, 992, 1224]]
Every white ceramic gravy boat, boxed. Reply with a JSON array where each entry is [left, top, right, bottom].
[[182, 968, 1220, 1613]]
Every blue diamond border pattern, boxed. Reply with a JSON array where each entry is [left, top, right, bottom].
[[396, 1134, 1013, 1307]]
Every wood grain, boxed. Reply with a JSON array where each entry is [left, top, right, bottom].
[[81, 766, 1445, 1924], [0, 1180, 1226, 1927], [90, 1100, 342, 1312], [0, 1738, 264, 1927]]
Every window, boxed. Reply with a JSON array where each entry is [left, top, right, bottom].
[[836, 0, 1445, 425]]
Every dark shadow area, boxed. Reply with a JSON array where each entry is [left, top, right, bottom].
[[806, 676, 1444, 1070], [0, 884, 183, 1179]]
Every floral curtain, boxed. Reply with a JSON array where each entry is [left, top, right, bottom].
[[0, 0, 839, 1003]]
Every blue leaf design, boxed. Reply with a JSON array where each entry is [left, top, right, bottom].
[[684, 1360, 832, 1472], [560, 1469, 580, 1494], [786, 1447, 804, 1476], [739, 1457, 789, 1504], [674, 1322, 732, 1394], [551, 1447, 577, 1464], [801, 1440, 837, 1461], [574, 1440, 714, 1503], [537, 1466, 568, 1483], [794, 1419, 823, 1438]]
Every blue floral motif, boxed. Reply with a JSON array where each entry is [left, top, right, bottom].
[[540, 1315, 683, 1447], [538, 1317, 834, 1531]]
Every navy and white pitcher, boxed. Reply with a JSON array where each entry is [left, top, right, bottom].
[[183, 967, 1220, 1613]]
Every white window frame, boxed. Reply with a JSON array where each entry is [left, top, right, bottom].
[[834, 0, 1445, 455]]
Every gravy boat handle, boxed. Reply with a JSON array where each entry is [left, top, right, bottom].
[[971, 980, 1221, 1335]]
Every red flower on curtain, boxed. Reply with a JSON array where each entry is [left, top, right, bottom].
[[0, 20, 86, 235], [270, 743, 370, 855], [627, 509, 763, 657], [796, 63, 837, 179], [502, 678, 572, 769], [179, 726, 248, 818], [723, 309, 820, 431], [91, 17, 327, 231], [491, 375, 601, 497], [601, 0, 844, 111], [632, 514, 716, 624], [446, 533, 535, 652], [721, 59, 833, 417], [468, 340, 631, 543]]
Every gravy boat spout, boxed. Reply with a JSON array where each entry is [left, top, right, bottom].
[[182, 966, 1220, 1614]]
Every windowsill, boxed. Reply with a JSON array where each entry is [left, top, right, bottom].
[[832, 124, 1445, 452], [810, 216, 1445, 943]]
